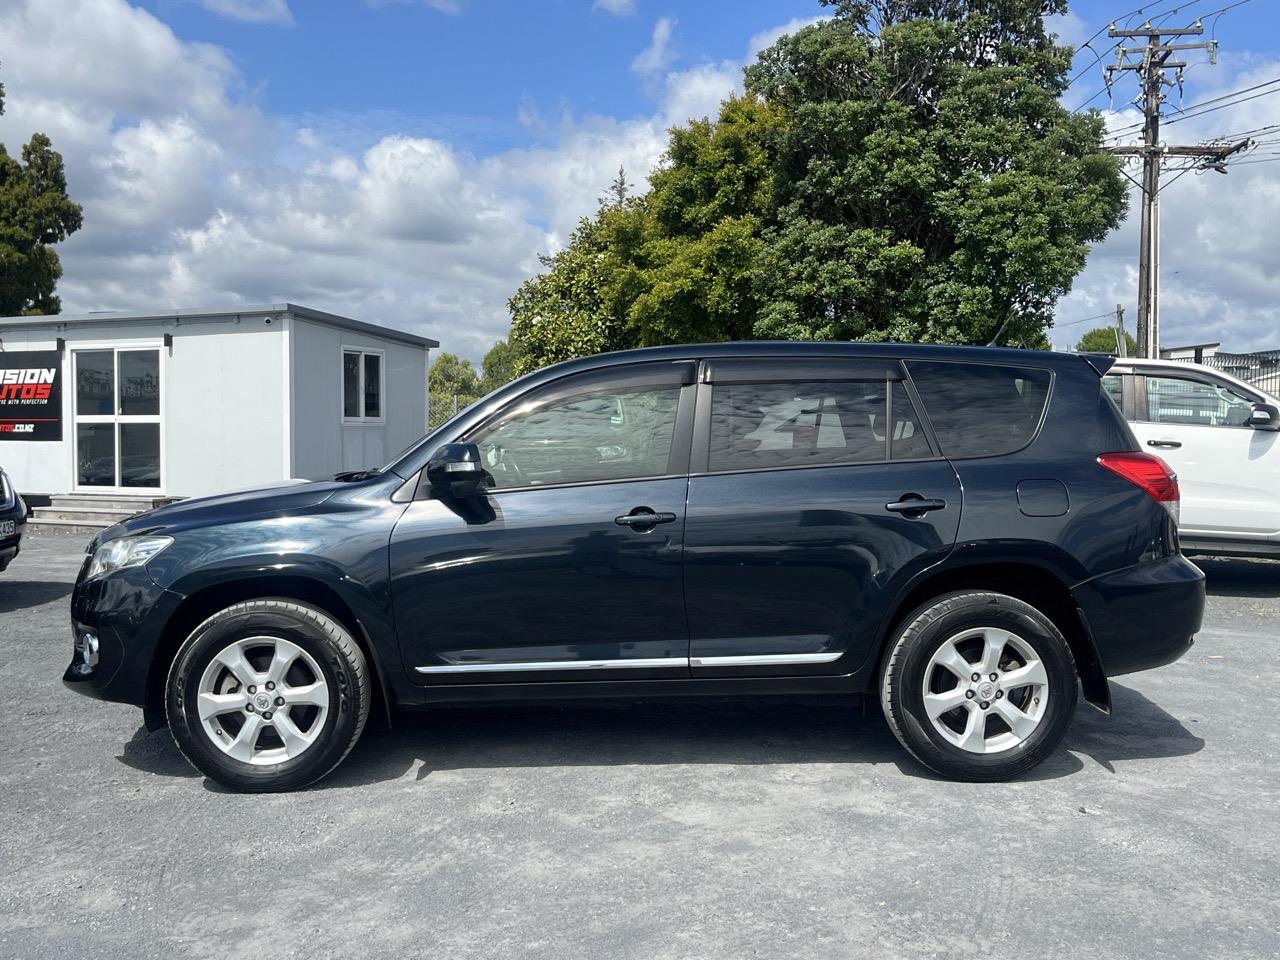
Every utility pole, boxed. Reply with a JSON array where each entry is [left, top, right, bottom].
[[1103, 22, 1248, 359], [1115, 304, 1128, 357]]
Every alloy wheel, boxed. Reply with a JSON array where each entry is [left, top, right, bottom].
[[920, 626, 1050, 755], [195, 636, 330, 766]]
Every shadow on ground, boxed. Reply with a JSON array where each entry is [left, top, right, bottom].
[[117, 682, 1203, 790], [0, 580, 73, 614], [1193, 556, 1280, 598]]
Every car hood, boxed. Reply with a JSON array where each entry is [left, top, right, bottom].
[[98, 479, 350, 544]]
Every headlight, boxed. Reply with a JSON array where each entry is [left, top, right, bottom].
[[86, 536, 173, 580]]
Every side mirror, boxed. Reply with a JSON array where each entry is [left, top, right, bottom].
[[426, 442, 490, 499], [1246, 402, 1280, 431]]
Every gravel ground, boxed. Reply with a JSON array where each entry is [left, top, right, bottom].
[[0, 531, 1277, 960]]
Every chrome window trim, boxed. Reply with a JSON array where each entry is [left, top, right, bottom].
[[690, 652, 843, 667]]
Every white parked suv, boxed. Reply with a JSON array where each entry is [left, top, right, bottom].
[[1103, 358, 1280, 557]]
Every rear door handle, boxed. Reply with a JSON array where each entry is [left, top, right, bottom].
[[885, 497, 947, 516], [615, 508, 678, 528], [1147, 439, 1182, 449]]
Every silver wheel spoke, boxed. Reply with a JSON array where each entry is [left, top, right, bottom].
[[225, 713, 264, 762], [282, 680, 328, 708], [212, 643, 260, 686], [933, 640, 975, 681], [197, 691, 245, 720], [265, 638, 303, 686], [1000, 659, 1048, 691], [959, 704, 988, 752], [977, 628, 1011, 677], [993, 698, 1039, 741], [923, 687, 969, 720], [274, 710, 316, 758]]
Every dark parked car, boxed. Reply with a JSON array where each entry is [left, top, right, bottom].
[[64, 342, 1205, 790], [0, 466, 26, 572]]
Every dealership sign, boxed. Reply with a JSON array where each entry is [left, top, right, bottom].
[[0, 351, 63, 441]]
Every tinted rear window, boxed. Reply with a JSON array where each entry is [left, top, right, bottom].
[[708, 378, 932, 472], [905, 361, 1052, 459]]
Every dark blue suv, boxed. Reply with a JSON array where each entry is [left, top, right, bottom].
[[65, 342, 1205, 790]]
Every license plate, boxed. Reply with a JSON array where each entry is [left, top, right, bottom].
[[0, 521, 14, 538]]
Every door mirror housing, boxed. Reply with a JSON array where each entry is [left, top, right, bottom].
[[1246, 402, 1280, 431], [426, 443, 490, 499]]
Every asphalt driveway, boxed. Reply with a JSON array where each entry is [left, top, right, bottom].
[[0, 532, 1276, 959]]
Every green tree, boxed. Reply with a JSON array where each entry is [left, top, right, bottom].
[[508, 210, 630, 373], [428, 352, 481, 394], [0, 63, 84, 316], [507, 0, 1126, 368], [1076, 325, 1135, 355], [480, 337, 526, 393], [745, 0, 1126, 347]]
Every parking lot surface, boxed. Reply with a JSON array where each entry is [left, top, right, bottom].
[[0, 531, 1277, 960]]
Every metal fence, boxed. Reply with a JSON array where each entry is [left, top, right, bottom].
[[1171, 349, 1280, 397], [428, 391, 481, 431]]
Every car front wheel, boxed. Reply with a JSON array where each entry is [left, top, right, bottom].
[[880, 591, 1078, 781], [166, 599, 371, 792]]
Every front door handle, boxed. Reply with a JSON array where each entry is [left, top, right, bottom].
[[885, 496, 947, 517], [1147, 439, 1182, 449], [615, 507, 678, 529]]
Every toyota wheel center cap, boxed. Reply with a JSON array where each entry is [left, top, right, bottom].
[[977, 681, 996, 701], [254, 692, 273, 712]]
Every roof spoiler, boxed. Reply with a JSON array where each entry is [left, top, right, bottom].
[[1077, 353, 1116, 377]]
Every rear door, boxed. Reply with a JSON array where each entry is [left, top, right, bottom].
[[1106, 367, 1280, 540], [682, 358, 962, 677]]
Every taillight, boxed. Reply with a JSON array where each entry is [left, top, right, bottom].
[[1097, 451, 1180, 523]]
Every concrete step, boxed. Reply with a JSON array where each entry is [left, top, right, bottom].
[[48, 495, 170, 512], [30, 501, 157, 528], [26, 515, 117, 534]]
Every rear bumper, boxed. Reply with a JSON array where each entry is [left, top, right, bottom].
[[1073, 555, 1205, 677]]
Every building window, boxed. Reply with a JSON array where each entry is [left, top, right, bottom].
[[343, 349, 384, 422]]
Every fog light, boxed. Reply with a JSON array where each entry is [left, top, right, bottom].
[[76, 631, 100, 669]]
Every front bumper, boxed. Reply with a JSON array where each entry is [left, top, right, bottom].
[[0, 518, 23, 572], [1073, 554, 1205, 677], [63, 561, 186, 708]]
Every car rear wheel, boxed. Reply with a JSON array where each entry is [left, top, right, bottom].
[[880, 591, 1078, 781], [166, 599, 371, 792]]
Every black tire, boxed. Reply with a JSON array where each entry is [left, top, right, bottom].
[[880, 591, 1078, 782], [166, 599, 371, 792]]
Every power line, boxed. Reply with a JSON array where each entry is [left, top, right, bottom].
[[1057, 311, 1119, 327], [1105, 78, 1280, 138]]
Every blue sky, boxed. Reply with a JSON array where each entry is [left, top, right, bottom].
[[2, 0, 1279, 359]]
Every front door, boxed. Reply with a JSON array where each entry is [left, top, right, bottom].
[[682, 358, 962, 676], [72, 348, 163, 493], [1108, 368, 1280, 540], [390, 361, 696, 683]]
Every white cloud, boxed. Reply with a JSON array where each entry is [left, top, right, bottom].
[[593, 0, 635, 16], [747, 15, 825, 58], [632, 17, 677, 78], [197, 0, 294, 26], [1044, 10, 1090, 50]]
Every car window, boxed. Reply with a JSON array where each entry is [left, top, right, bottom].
[[905, 361, 1052, 459], [1101, 374, 1124, 409], [1140, 374, 1255, 427], [469, 383, 682, 489], [707, 378, 931, 472]]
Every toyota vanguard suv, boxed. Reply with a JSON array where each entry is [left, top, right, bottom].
[[64, 343, 1205, 790]]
